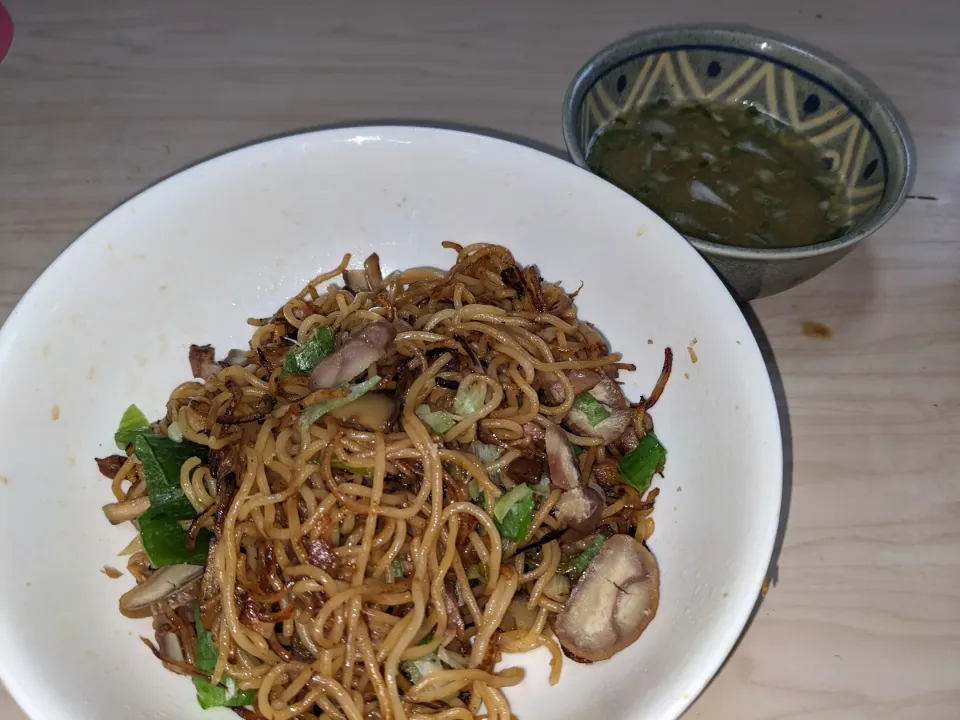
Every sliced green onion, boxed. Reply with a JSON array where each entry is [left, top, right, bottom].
[[493, 483, 535, 542], [415, 404, 461, 434], [617, 432, 667, 493], [282, 326, 334, 375], [560, 535, 605, 577], [134, 434, 206, 520], [453, 381, 485, 416], [300, 375, 381, 433], [469, 441, 501, 466], [401, 654, 444, 684], [192, 602, 256, 709], [572, 392, 611, 426], [115, 403, 151, 450], [390, 557, 405, 580]]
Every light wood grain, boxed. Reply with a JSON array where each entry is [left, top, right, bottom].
[[1, 1, 959, 718]]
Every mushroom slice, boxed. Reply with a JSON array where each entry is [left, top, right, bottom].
[[585, 375, 628, 409], [342, 269, 371, 293], [103, 495, 151, 525], [554, 534, 659, 662], [544, 422, 580, 490], [562, 375, 633, 444], [153, 615, 186, 666], [328, 392, 397, 431], [308, 321, 397, 390], [553, 485, 604, 535], [364, 252, 384, 289], [118, 564, 205, 619], [542, 369, 602, 405]]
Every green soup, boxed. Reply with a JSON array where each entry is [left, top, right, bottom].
[[586, 100, 853, 249]]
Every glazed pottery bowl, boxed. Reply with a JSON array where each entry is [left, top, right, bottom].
[[563, 26, 911, 301]]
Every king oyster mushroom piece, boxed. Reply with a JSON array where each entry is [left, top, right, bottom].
[[308, 320, 397, 390], [554, 534, 659, 662], [102, 495, 151, 525], [562, 374, 633, 444], [118, 564, 205, 619], [327, 392, 397, 431], [553, 484, 604, 535], [544, 421, 580, 490], [342, 269, 371, 293]]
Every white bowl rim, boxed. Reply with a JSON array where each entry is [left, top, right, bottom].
[[0, 124, 783, 720]]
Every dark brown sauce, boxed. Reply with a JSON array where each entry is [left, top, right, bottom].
[[587, 100, 853, 249]]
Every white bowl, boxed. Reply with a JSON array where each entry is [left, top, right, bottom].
[[0, 127, 781, 720]]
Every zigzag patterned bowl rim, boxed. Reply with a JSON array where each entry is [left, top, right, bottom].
[[562, 27, 911, 260]]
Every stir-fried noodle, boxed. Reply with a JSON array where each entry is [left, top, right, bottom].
[[100, 243, 671, 720]]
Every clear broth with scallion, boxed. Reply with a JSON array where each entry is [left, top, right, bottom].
[[586, 100, 853, 248]]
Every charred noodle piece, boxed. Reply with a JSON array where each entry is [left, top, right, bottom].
[[554, 534, 660, 662], [308, 320, 397, 389], [644, 347, 674, 410], [188, 344, 223, 381], [96, 454, 127, 479]]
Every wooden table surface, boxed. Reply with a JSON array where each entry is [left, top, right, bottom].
[[1, 1, 958, 718]]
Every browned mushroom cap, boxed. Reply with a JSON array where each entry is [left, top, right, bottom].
[[553, 485, 604, 535], [542, 369, 602, 405], [328, 392, 397, 431], [544, 422, 579, 490], [562, 375, 632, 444], [554, 534, 659, 662], [102, 495, 151, 525], [309, 321, 397, 390], [342, 269, 370, 293], [118, 564, 204, 619], [364, 252, 384, 289]]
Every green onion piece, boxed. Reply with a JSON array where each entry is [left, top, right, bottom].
[[453, 382, 485, 416], [562, 535, 605, 577], [493, 483, 535, 542], [467, 478, 481, 502], [300, 375, 381, 433], [390, 557, 405, 580], [415, 404, 461, 434], [572, 393, 611, 426], [133, 433, 212, 567], [401, 654, 444, 684], [135, 434, 207, 520], [617, 432, 667, 493], [138, 509, 210, 567], [282, 327, 334, 375], [114, 403, 151, 450], [192, 602, 256, 709]]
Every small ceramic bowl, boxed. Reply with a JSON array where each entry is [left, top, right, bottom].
[[563, 26, 912, 301]]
